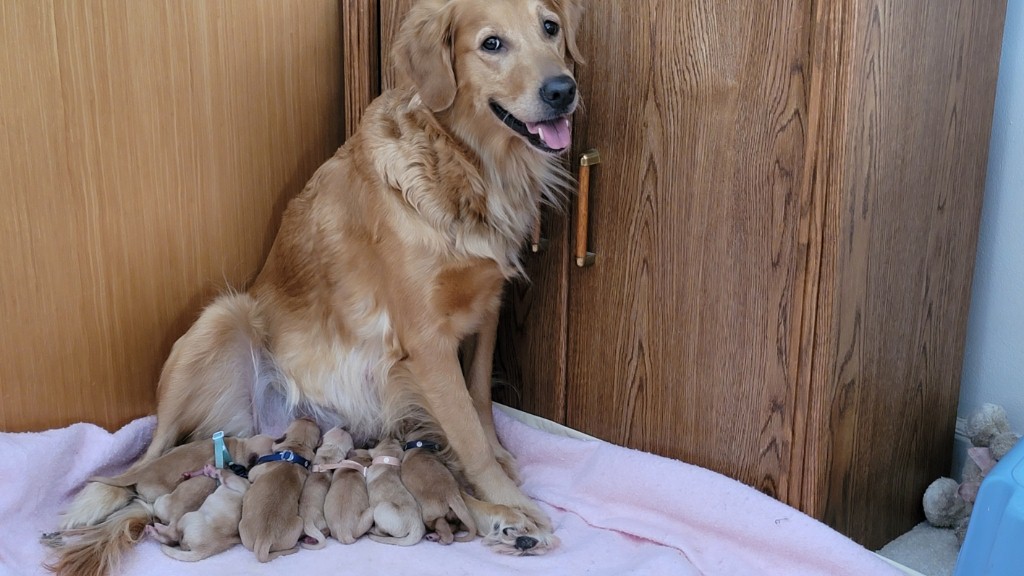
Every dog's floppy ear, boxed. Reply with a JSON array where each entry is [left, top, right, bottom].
[[551, 0, 585, 65], [393, 0, 457, 112]]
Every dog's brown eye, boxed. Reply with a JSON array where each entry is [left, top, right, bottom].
[[543, 20, 560, 37], [481, 36, 502, 52]]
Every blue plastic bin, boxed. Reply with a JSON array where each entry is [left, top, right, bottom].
[[954, 439, 1024, 575]]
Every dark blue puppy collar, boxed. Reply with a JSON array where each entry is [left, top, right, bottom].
[[403, 440, 443, 452], [255, 450, 312, 470]]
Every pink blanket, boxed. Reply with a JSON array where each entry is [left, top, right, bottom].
[[0, 409, 900, 576]]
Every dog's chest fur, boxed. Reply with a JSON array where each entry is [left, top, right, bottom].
[[250, 89, 558, 440]]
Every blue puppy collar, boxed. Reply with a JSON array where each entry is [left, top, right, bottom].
[[403, 440, 443, 452], [255, 450, 312, 470], [212, 431, 234, 469]]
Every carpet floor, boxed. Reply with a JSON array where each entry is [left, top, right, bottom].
[[877, 522, 960, 576]]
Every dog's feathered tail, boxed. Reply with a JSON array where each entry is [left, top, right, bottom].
[[46, 498, 152, 576], [57, 481, 135, 531]]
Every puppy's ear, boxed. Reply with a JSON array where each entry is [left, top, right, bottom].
[[551, 0, 586, 66], [393, 0, 457, 112]]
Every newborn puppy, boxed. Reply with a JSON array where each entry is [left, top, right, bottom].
[[158, 465, 250, 561], [299, 427, 354, 549], [239, 419, 321, 562], [401, 441, 477, 544], [324, 449, 373, 544], [147, 471, 218, 544], [366, 439, 425, 546], [90, 434, 274, 502]]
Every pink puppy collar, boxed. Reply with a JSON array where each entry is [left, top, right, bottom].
[[312, 459, 367, 475], [370, 455, 401, 468]]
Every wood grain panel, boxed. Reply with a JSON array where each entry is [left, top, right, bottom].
[[493, 208, 571, 422], [564, 1, 812, 498], [0, 0, 342, 433], [786, 0, 859, 516], [342, 0, 380, 138], [379, 0, 417, 92], [805, 0, 1007, 548]]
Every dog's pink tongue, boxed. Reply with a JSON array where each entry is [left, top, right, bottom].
[[526, 117, 571, 151]]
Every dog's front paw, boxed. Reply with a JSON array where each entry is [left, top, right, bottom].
[[482, 506, 558, 556], [465, 495, 557, 556]]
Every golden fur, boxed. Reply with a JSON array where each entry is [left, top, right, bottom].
[[147, 474, 218, 544], [401, 441, 478, 544], [53, 0, 583, 571], [238, 419, 321, 562], [299, 426, 354, 549], [366, 439, 426, 546], [324, 448, 374, 544], [159, 466, 251, 562]]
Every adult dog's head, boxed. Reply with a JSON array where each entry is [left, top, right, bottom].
[[395, 0, 584, 158]]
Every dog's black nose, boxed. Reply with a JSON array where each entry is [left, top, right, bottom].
[[515, 535, 539, 551], [540, 75, 576, 110]]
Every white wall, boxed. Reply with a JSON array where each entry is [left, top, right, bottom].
[[955, 0, 1024, 473]]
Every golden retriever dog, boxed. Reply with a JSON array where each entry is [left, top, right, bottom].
[[299, 426, 354, 549], [401, 439, 477, 544], [49, 434, 272, 576], [324, 448, 374, 544], [366, 439, 426, 546], [158, 465, 251, 562], [146, 473, 218, 545], [239, 419, 321, 562], [53, 0, 581, 571]]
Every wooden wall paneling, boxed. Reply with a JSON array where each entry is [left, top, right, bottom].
[[342, 0, 380, 138], [787, 0, 859, 516], [380, 0, 417, 92], [805, 0, 1007, 548], [0, 0, 342, 432], [0, 0, 81, 431], [564, 2, 812, 497]]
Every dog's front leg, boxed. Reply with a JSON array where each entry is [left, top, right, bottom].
[[462, 306, 521, 483], [409, 345, 556, 554]]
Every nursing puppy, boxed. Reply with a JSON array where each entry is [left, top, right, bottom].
[[82, 434, 272, 505], [299, 427, 354, 549], [159, 465, 250, 561], [324, 449, 373, 544], [401, 441, 476, 544], [147, 473, 217, 545], [239, 419, 321, 562], [366, 440, 425, 546], [48, 434, 273, 576]]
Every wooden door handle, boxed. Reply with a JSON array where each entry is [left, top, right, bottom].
[[575, 149, 600, 267]]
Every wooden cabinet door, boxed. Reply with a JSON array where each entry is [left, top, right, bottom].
[[562, 1, 813, 499], [370, 0, 1006, 550]]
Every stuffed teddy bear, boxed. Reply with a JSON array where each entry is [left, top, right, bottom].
[[922, 403, 1021, 544]]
